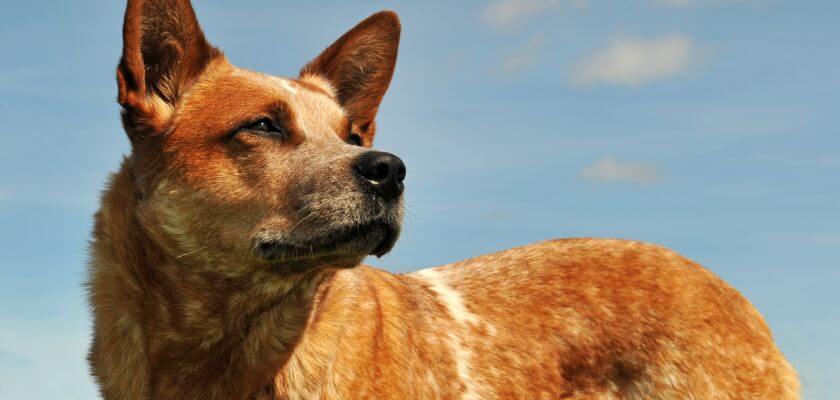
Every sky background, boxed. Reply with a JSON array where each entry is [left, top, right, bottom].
[[0, 0, 837, 398]]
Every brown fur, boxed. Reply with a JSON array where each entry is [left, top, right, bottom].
[[87, 1, 800, 399]]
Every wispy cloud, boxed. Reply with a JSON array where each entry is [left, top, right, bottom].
[[579, 157, 662, 185], [568, 33, 697, 86], [652, 0, 699, 6], [651, 0, 751, 7], [497, 34, 545, 74], [480, 0, 587, 30]]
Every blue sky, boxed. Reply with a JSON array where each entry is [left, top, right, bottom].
[[0, 0, 837, 398]]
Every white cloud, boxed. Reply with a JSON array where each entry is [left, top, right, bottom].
[[569, 33, 697, 86], [579, 157, 662, 185], [651, 0, 751, 7], [498, 34, 545, 74], [652, 0, 697, 6], [480, 0, 587, 30]]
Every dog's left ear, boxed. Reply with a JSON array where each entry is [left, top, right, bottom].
[[300, 11, 401, 147]]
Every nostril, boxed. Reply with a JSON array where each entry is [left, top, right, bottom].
[[356, 152, 396, 182], [372, 162, 390, 182], [355, 158, 390, 183]]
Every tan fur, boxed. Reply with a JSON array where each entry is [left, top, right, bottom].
[[88, 1, 800, 399]]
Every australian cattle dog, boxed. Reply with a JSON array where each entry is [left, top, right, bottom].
[[87, 1, 800, 399]]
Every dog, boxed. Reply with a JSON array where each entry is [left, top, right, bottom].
[[87, 1, 800, 399]]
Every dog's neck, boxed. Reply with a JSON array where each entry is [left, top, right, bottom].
[[89, 164, 342, 400]]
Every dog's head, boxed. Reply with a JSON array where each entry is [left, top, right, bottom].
[[117, 0, 403, 271]]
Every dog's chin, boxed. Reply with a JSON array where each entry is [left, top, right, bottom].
[[255, 218, 401, 268]]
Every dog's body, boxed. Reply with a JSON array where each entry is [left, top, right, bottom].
[[275, 239, 799, 400], [88, 1, 799, 399]]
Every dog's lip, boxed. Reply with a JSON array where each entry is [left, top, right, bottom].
[[255, 218, 400, 262]]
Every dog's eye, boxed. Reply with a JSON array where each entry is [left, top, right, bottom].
[[248, 119, 272, 132], [348, 133, 363, 146], [242, 118, 287, 138]]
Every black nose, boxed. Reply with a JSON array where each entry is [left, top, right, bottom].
[[354, 151, 406, 200]]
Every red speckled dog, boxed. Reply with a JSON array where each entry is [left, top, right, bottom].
[[87, 1, 800, 399]]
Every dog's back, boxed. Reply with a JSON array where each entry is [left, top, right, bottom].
[[412, 239, 798, 398], [275, 239, 799, 399]]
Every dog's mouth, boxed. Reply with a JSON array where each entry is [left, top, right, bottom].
[[254, 217, 400, 264]]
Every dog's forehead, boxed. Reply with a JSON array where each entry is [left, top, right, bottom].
[[228, 67, 347, 129], [177, 62, 347, 137]]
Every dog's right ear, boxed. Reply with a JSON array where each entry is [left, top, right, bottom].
[[117, 0, 220, 142]]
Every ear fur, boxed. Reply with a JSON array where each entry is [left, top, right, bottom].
[[300, 11, 401, 146], [117, 0, 221, 141]]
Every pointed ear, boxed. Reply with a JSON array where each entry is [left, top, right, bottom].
[[117, 0, 221, 141], [300, 11, 401, 146]]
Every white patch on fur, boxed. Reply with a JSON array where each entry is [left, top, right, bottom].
[[272, 77, 298, 95], [415, 269, 480, 326], [415, 268, 483, 399], [299, 73, 337, 97], [446, 331, 480, 400]]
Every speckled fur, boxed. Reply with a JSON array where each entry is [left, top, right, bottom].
[[88, 1, 800, 399]]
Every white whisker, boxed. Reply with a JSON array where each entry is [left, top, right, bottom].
[[175, 245, 209, 259], [289, 211, 317, 234]]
